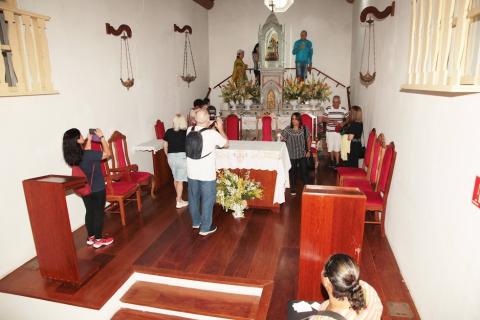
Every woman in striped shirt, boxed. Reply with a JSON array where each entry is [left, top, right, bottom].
[[281, 112, 311, 196]]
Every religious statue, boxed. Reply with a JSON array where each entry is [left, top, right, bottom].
[[292, 30, 313, 81], [232, 49, 248, 85], [267, 90, 275, 110], [265, 33, 279, 61]]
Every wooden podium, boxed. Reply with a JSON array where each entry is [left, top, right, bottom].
[[23, 175, 100, 285], [298, 185, 366, 301]]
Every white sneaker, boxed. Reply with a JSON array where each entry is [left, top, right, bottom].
[[176, 200, 189, 208]]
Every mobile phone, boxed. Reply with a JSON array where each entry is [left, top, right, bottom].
[[89, 128, 101, 142]]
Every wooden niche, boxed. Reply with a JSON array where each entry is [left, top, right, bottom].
[[0, 0, 57, 96]]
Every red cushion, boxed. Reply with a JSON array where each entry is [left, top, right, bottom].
[[262, 116, 273, 141], [337, 167, 367, 177], [364, 191, 384, 207], [108, 181, 137, 195], [343, 179, 373, 192], [129, 171, 151, 184]]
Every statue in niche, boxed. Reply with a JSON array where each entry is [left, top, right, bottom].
[[265, 32, 279, 61], [267, 90, 276, 110]]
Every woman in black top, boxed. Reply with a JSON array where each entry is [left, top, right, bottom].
[[164, 114, 188, 209], [281, 112, 311, 196], [345, 106, 364, 168], [62, 128, 113, 249]]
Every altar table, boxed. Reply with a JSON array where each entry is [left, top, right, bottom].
[[133, 139, 173, 189], [216, 140, 291, 211]]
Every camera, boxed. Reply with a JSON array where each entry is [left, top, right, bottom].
[[89, 128, 101, 142]]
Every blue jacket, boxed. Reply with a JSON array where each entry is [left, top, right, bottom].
[[292, 39, 313, 64]]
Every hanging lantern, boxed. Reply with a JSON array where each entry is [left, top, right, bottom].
[[120, 32, 134, 89], [359, 18, 376, 86], [181, 31, 197, 87]]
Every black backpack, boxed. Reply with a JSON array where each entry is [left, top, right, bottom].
[[185, 126, 212, 159]]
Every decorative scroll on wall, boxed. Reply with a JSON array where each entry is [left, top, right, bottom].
[[0, 2, 56, 96], [402, 0, 480, 93]]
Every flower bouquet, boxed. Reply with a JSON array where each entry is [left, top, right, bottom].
[[244, 80, 261, 103], [283, 77, 305, 103], [220, 80, 244, 106], [216, 170, 263, 218], [301, 76, 332, 104]]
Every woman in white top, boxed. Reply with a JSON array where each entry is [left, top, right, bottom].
[[311, 254, 383, 320]]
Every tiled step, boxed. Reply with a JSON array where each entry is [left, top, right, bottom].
[[112, 308, 190, 320], [121, 280, 261, 319]]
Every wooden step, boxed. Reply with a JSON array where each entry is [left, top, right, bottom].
[[112, 308, 190, 320], [121, 281, 261, 319]]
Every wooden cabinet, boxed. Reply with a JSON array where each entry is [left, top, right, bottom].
[[22, 175, 100, 285], [298, 185, 366, 301]]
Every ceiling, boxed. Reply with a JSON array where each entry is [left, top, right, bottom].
[[193, 0, 353, 10]]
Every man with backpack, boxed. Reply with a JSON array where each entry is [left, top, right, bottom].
[[186, 109, 228, 236]]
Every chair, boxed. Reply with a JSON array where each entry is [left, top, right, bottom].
[[155, 120, 165, 139], [341, 134, 385, 192], [108, 131, 156, 198], [260, 115, 273, 141], [225, 114, 241, 140], [336, 128, 376, 185], [363, 142, 397, 237], [301, 113, 318, 168], [92, 141, 143, 226]]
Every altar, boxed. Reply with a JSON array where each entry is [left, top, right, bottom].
[[216, 140, 291, 211]]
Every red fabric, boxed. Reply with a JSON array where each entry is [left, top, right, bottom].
[[364, 129, 376, 167], [369, 140, 382, 184], [301, 114, 314, 137], [71, 166, 91, 196], [261, 116, 273, 141], [155, 120, 165, 139], [114, 138, 127, 168], [226, 114, 240, 140], [378, 144, 395, 193], [364, 191, 384, 207], [108, 181, 137, 195], [343, 179, 373, 192], [129, 171, 151, 184], [337, 167, 367, 178]]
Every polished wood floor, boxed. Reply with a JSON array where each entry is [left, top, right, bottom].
[[0, 159, 419, 319]]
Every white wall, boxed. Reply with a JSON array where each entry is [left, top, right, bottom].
[[0, 0, 209, 278], [208, 0, 353, 109], [349, 1, 480, 319]]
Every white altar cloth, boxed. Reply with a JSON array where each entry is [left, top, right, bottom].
[[133, 139, 165, 152], [241, 116, 292, 131], [215, 141, 291, 204]]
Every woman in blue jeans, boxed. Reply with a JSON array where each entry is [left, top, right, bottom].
[[164, 114, 189, 209]]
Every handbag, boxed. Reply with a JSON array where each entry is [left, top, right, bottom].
[[71, 165, 94, 197]]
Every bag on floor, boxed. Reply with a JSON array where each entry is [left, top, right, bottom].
[[185, 126, 212, 159]]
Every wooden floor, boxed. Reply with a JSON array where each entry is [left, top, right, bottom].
[[0, 159, 419, 319]]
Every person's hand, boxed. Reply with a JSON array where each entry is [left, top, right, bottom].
[[215, 117, 224, 130], [87, 134, 93, 141], [348, 134, 354, 141], [95, 128, 105, 138]]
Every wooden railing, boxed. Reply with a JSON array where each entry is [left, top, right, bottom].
[[207, 67, 351, 108]]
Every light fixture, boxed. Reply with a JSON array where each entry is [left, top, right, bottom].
[[264, 0, 294, 13]]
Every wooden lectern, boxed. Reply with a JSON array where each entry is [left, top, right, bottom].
[[23, 175, 100, 285], [298, 185, 366, 301]]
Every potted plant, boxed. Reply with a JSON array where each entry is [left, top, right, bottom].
[[283, 77, 304, 108], [244, 80, 260, 109], [216, 170, 263, 219]]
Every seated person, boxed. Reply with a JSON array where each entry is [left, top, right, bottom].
[[288, 254, 382, 320], [311, 254, 383, 320]]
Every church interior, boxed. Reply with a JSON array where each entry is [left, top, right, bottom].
[[0, 0, 479, 319]]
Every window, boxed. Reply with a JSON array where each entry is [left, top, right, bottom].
[[264, 0, 294, 13], [402, 0, 480, 93], [0, 0, 56, 96]]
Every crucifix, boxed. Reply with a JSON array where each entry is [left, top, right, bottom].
[[269, 0, 275, 12]]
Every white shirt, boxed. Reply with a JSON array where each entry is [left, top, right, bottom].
[[186, 126, 227, 181]]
